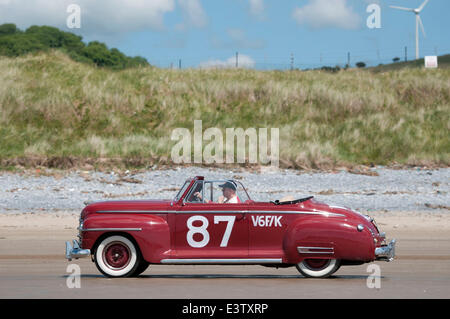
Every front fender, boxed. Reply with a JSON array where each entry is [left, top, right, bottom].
[[283, 216, 375, 264], [82, 213, 171, 263]]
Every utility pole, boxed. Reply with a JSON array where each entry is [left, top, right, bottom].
[[347, 52, 351, 68], [290, 53, 294, 71], [405, 46, 408, 62], [236, 52, 239, 68], [179, 59, 182, 70]]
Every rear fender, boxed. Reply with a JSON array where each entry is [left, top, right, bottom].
[[283, 217, 375, 264]]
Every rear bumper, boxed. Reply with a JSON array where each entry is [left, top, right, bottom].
[[65, 240, 91, 261], [375, 239, 396, 262]]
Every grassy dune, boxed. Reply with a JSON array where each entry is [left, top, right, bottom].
[[0, 51, 449, 169], [370, 54, 450, 72]]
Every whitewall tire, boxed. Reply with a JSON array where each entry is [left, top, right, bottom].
[[94, 235, 141, 278], [296, 259, 341, 278]]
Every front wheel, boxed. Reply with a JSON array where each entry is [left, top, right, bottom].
[[296, 259, 341, 278], [94, 235, 142, 278], [132, 261, 150, 277]]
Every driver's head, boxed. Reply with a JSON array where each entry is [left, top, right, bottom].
[[219, 181, 237, 198]]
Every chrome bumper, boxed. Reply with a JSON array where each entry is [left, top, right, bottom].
[[65, 240, 91, 261], [375, 239, 396, 262]]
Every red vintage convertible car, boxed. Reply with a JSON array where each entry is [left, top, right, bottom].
[[65, 176, 396, 278]]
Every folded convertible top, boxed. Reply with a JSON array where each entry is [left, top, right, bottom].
[[271, 196, 314, 205]]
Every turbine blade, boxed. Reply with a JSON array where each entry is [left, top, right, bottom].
[[418, 0, 430, 12], [418, 16, 426, 38], [389, 5, 414, 12]]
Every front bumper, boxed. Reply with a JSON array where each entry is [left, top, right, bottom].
[[375, 239, 396, 262], [65, 240, 91, 261]]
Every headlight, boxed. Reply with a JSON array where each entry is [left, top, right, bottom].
[[77, 217, 84, 241], [78, 216, 84, 230]]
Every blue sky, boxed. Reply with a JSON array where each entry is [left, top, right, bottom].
[[1, 0, 448, 69]]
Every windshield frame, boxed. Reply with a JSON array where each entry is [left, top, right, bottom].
[[183, 180, 205, 204], [173, 179, 192, 202]]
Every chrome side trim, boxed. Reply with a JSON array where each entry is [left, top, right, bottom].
[[160, 258, 282, 264], [96, 210, 345, 217], [97, 210, 173, 214], [80, 228, 142, 232], [297, 247, 334, 254], [329, 205, 350, 210]]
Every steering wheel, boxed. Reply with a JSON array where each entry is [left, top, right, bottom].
[[188, 190, 202, 202], [190, 194, 202, 202]]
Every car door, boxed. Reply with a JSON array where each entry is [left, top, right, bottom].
[[248, 204, 290, 258], [174, 181, 249, 259]]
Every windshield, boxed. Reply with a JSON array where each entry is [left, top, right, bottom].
[[173, 180, 191, 202]]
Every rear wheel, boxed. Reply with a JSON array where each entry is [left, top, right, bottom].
[[94, 235, 142, 278], [296, 259, 341, 278]]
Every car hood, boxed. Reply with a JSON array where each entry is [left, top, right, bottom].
[[81, 199, 173, 218]]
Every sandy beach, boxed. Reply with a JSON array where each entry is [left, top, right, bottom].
[[1, 211, 449, 299]]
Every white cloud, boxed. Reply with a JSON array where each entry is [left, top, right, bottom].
[[249, 0, 265, 19], [176, 0, 208, 29], [0, 0, 176, 34], [199, 54, 255, 69], [292, 0, 361, 30]]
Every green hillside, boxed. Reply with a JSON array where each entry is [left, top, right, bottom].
[[0, 51, 449, 170], [0, 24, 149, 70], [370, 54, 450, 72]]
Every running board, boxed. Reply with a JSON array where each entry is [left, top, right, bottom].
[[160, 258, 282, 264]]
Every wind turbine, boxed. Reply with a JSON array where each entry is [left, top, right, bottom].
[[390, 0, 430, 60]]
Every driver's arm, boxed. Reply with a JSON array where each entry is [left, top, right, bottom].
[[194, 192, 210, 203]]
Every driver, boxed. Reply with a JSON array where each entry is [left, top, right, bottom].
[[218, 180, 240, 203]]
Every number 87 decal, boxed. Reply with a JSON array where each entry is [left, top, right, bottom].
[[187, 215, 236, 248]]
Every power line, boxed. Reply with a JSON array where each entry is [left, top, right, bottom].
[[146, 46, 450, 70]]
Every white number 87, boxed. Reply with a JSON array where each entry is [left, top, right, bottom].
[[187, 215, 236, 248]]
